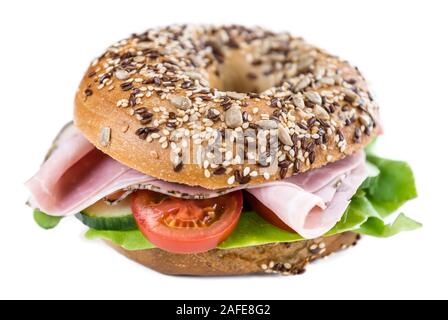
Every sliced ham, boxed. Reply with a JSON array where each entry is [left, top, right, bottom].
[[247, 160, 366, 238], [26, 125, 367, 239]]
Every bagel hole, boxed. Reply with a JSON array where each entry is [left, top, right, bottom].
[[209, 51, 275, 94]]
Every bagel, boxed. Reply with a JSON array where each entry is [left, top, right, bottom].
[[74, 25, 380, 190], [26, 25, 408, 277]]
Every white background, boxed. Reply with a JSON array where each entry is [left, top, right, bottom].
[[1, 0, 447, 300]]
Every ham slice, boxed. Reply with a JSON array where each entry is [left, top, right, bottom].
[[26, 125, 367, 239], [247, 160, 366, 238]]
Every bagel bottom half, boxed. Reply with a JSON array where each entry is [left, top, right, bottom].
[[107, 232, 359, 276]]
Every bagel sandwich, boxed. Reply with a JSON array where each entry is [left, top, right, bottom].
[[26, 25, 420, 276]]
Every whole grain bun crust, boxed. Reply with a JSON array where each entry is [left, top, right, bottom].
[[75, 25, 380, 190], [109, 232, 360, 276]]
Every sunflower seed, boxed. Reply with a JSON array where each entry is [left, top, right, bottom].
[[278, 124, 293, 146], [296, 56, 314, 73], [136, 41, 152, 50], [293, 76, 311, 92], [185, 71, 203, 80], [304, 91, 322, 105], [134, 56, 146, 63], [256, 119, 278, 129], [225, 106, 243, 128], [359, 114, 371, 127], [100, 127, 111, 147], [115, 69, 129, 80], [342, 88, 359, 102], [169, 95, 192, 110], [226, 91, 246, 100], [320, 77, 335, 85], [292, 94, 305, 109], [313, 66, 326, 80], [314, 105, 330, 120]]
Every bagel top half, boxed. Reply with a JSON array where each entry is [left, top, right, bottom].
[[74, 25, 380, 190]]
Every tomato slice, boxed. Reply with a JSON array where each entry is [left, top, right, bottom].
[[245, 192, 295, 233], [131, 190, 243, 253]]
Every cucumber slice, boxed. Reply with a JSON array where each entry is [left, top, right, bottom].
[[76, 197, 137, 231]]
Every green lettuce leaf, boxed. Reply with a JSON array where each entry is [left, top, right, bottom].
[[34, 210, 62, 230], [357, 213, 422, 237], [85, 229, 155, 250], [220, 211, 301, 248], [364, 155, 417, 217]]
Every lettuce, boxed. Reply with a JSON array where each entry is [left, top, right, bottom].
[[86, 229, 155, 250], [357, 213, 422, 237], [364, 155, 417, 217], [38, 142, 421, 250]]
